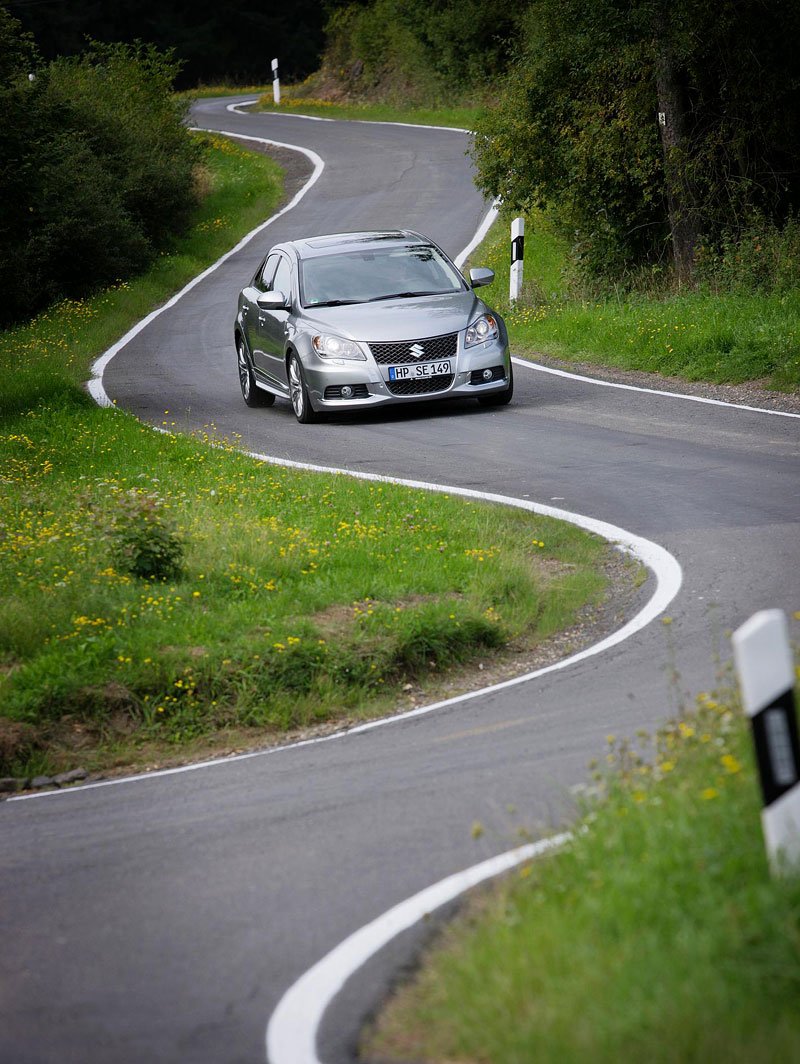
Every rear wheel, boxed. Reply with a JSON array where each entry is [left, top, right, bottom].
[[288, 352, 320, 423], [478, 364, 513, 407], [237, 336, 274, 408]]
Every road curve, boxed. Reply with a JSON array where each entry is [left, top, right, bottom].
[[3, 97, 799, 1064]]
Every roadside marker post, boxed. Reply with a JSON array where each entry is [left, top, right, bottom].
[[272, 58, 280, 105], [733, 609, 800, 875], [510, 216, 524, 302]]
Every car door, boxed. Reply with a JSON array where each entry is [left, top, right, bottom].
[[254, 254, 293, 391], [241, 254, 279, 373]]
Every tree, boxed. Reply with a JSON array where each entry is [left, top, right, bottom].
[[0, 17, 199, 325], [472, 0, 800, 286], [651, 1, 697, 285], [6, 0, 328, 86]]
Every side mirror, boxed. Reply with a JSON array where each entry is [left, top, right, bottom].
[[469, 267, 494, 289], [257, 290, 289, 310]]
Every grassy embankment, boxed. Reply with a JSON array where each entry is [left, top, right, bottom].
[[0, 134, 613, 781], [365, 657, 800, 1063], [255, 89, 481, 130], [474, 210, 800, 392]]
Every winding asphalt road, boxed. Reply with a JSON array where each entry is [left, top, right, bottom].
[[3, 97, 800, 1064]]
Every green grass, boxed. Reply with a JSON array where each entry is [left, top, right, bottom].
[[0, 133, 612, 779], [175, 84, 273, 100], [0, 398, 607, 777], [473, 211, 800, 390], [255, 91, 482, 129], [364, 664, 800, 1063]]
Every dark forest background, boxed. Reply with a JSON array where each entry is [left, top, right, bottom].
[[6, 0, 333, 85]]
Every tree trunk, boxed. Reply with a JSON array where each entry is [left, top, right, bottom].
[[653, 4, 698, 286]]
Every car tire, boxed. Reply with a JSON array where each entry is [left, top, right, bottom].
[[478, 364, 514, 407], [288, 352, 320, 423], [237, 336, 275, 408]]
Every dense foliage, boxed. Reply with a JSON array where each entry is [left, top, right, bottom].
[[0, 9, 199, 325], [323, 0, 516, 101], [471, 0, 800, 286]]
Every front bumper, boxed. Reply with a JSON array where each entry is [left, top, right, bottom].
[[303, 337, 512, 411]]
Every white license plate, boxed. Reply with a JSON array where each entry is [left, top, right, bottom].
[[388, 359, 451, 381]]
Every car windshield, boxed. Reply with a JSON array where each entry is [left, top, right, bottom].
[[300, 244, 465, 308]]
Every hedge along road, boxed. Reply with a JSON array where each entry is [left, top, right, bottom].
[[2, 96, 799, 1064]]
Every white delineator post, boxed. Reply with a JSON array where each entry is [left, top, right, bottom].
[[733, 609, 800, 875], [272, 58, 280, 105], [510, 216, 524, 302]]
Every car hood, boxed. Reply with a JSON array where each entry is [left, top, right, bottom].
[[298, 290, 487, 342]]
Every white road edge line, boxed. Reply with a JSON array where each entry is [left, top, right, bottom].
[[454, 199, 500, 269], [513, 357, 800, 420], [9, 475, 682, 804], [16, 127, 683, 805], [87, 128, 325, 408], [226, 96, 471, 132], [266, 833, 571, 1064]]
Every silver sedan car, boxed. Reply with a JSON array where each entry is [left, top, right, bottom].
[[234, 230, 513, 423]]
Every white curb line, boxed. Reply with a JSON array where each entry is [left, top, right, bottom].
[[267, 833, 571, 1064], [88, 129, 324, 408], [513, 358, 800, 420], [225, 96, 472, 132]]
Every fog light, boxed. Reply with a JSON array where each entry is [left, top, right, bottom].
[[482, 368, 493, 381], [341, 385, 353, 399]]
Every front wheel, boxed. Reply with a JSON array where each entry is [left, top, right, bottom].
[[478, 365, 513, 407], [288, 352, 320, 423], [237, 337, 274, 408]]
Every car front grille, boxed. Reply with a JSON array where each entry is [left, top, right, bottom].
[[387, 373, 455, 396], [369, 332, 458, 365]]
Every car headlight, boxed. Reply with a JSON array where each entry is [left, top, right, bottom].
[[465, 313, 499, 348], [312, 334, 366, 360]]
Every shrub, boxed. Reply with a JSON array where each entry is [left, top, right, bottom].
[[0, 25, 200, 325], [109, 491, 185, 581], [696, 213, 800, 295], [322, 0, 515, 103]]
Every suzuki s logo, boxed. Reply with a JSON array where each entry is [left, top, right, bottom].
[[409, 343, 425, 359]]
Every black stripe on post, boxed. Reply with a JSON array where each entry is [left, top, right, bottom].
[[511, 235, 525, 265], [750, 688, 800, 807]]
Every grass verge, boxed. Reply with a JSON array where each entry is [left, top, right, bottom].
[[0, 134, 614, 781], [0, 398, 609, 778], [254, 91, 481, 130], [472, 210, 800, 391], [364, 649, 800, 1063]]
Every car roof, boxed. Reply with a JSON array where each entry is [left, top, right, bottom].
[[278, 230, 432, 260]]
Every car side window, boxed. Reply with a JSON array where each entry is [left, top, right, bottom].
[[271, 256, 292, 303], [257, 255, 280, 292]]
